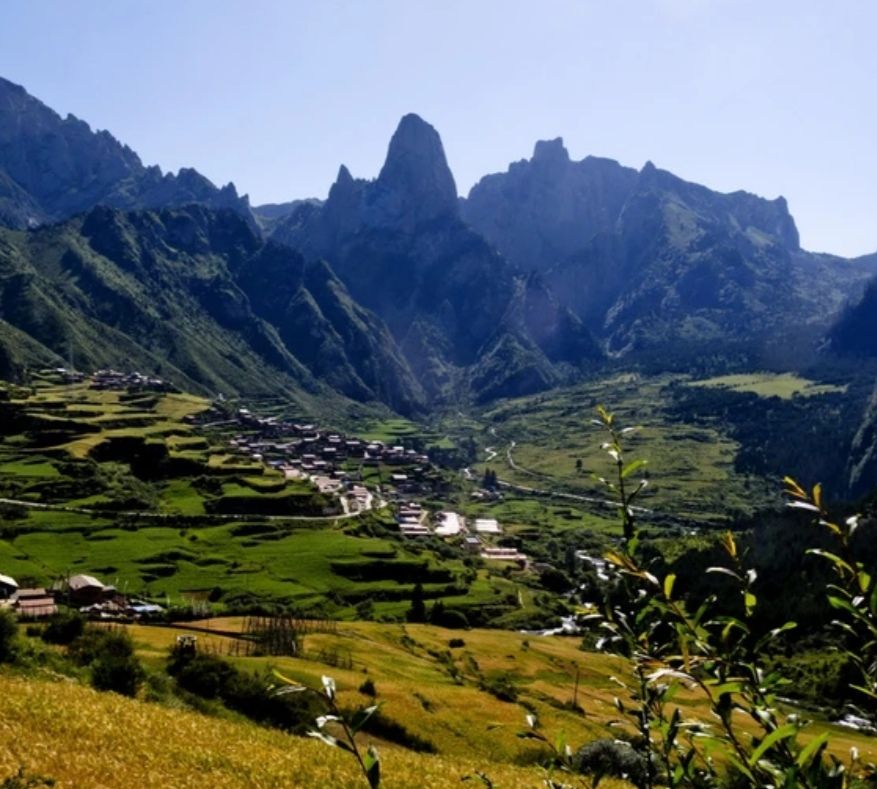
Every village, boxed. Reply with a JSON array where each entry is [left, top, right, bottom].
[[212, 404, 530, 563], [0, 571, 163, 621], [0, 369, 532, 622]]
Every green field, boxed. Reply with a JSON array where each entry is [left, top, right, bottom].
[[687, 371, 847, 399], [449, 373, 776, 523]]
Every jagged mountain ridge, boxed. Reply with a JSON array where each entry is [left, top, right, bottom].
[[461, 138, 873, 362], [0, 204, 424, 414], [270, 114, 603, 402], [0, 76, 253, 230]]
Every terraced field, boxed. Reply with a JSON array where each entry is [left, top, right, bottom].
[[0, 375, 533, 621]]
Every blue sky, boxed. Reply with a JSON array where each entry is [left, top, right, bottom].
[[2, 0, 875, 256]]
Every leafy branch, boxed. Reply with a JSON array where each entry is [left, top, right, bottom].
[[273, 672, 381, 788]]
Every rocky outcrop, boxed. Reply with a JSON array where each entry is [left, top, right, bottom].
[[462, 139, 638, 271]]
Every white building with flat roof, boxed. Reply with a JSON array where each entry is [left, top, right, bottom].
[[474, 518, 502, 535], [434, 511, 463, 537]]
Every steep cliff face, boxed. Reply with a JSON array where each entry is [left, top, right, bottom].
[[830, 278, 877, 358], [0, 77, 253, 229], [849, 387, 877, 499], [462, 139, 639, 272]]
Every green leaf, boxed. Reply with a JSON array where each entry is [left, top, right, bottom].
[[621, 459, 647, 478], [827, 595, 858, 616], [744, 591, 757, 615], [707, 681, 743, 697], [365, 745, 381, 788], [754, 621, 797, 653], [664, 573, 676, 600], [350, 703, 382, 735], [806, 549, 855, 577], [748, 723, 798, 767], [796, 732, 829, 769]]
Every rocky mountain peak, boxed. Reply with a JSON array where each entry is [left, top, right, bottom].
[[369, 113, 458, 228], [335, 163, 354, 187], [532, 137, 570, 166]]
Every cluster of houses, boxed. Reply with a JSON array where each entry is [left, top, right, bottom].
[[228, 410, 429, 470], [394, 509, 530, 567], [41, 367, 178, 393], [0, 572, 162, 621], [89, 369, 177, 393], [211, 408, 436, 511]]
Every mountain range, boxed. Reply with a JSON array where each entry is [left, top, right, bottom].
[[1, 74, 877, 428]]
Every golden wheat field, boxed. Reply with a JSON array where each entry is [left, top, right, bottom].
[[0, 673, 630, 788], [124, 620, 877, 767]]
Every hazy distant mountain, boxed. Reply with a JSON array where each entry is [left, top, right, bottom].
[[0, 77, 254, 229], [252, 199, 322, 235], [462, 138, 872, 363], [0, 205, 423, 413], [270, 115, 602, 402]]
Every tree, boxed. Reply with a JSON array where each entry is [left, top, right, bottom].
[[406, 583, 427, 623], [0, 609, 17, 663]]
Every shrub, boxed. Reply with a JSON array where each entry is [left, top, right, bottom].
[[448, 638, 465, 649], [431, 608, 469, 630], [359, 677, 377, 697], [479, 672, 518, 703], [167, 646, 321, 734], [572, 738, 648, 786], [0, 766, 55, 788], [68, 627, 144, 697], [41, 611, 85, 645], [91, 653, 144, 697], [0, 609, 18, 663], [69, 627, 136, 666], [355, 708, 437, 754]]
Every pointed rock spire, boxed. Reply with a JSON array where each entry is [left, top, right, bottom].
[[368, 114, 458, 229]]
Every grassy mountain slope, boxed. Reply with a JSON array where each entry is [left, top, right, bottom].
[[0, 672, 608, 789], [0, 205, 425, 415]]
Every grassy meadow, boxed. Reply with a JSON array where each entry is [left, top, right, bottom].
[[685, 372, 847, 399], [453, 373, 769, 523]]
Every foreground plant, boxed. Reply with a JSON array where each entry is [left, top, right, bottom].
[[585, 406, 870, 788], [784, 478, 877, 723], [273, 672, 381, 788]]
